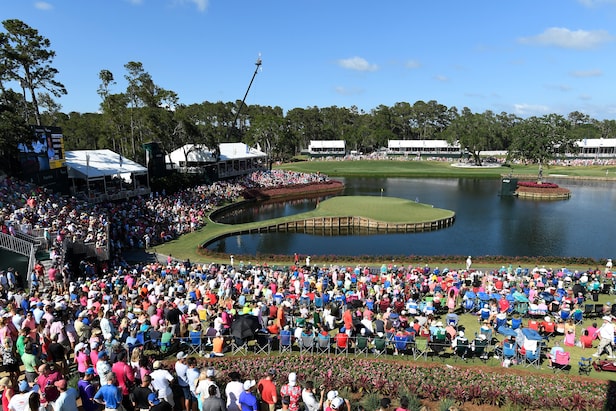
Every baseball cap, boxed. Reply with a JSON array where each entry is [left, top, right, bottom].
[[327, 391, 339, 401], [267, 368, 276, 376], [98, 351, 108, 359], [288, 372, 297, 386], [148, 393, 160, 405], [18, 380, 30, 392], [243, 380, 256, 390], [153, 361, 162, 369], [85, 367, 95, 375], [206, 368, 216, 377], [176, 351, 187, 360], [54, 380, 67, 390], [331, 397, 344, 409]]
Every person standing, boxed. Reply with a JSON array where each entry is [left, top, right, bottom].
[[94, 374, 122, 411], [257, 369, 277, 411], [130, 374, 153, 411], [279, 373, 301, 411], [150, 361, 175, 407], [594, 316, 615, 358], [238, 381, 258, 411], [7, 381, 34, 411], [77, 368, 99, 411], [201, 386, 226, 411], [466, 256, 472, 271], [53, 379, 79, 411], [301, 381, 324, 411], [111, 351, 135, 411], [174, 352, 191, 411], [225, 372, 243, 411]]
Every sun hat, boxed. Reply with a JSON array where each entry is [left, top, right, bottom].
[[603, 315, 612, 322], [331, 397, 344, 409]]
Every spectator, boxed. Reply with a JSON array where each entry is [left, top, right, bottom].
[[239, 380, 258, 411], [257, 369, 278, 411]]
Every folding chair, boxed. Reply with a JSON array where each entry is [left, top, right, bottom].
[[334, 333, 349, 356], [354, 335, 370, 356], [471, 336, 489, 363], [578, 356, 593, 376], [373, 336, 388, 357], [522, 341, 542, 368], [572, 310, 584, 325], [429, 334, 448, 360], [254, 332, 272, 355], [552, 350, 571, 373], [502, 341, 517, 364], [315, 334, 330, 354], [584, 304, 594, 318], [412, 337, 429, 361], [186, 330, 203, 355], [279, 330, 293, 355], [393, 335, 410, 356], [453, 337, 470, 362], [299, 333, 315, 355], [230, 337, 249, 356]]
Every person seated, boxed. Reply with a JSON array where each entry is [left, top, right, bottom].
[[579, 329, 594, 349], [546, 344, 565, 367]]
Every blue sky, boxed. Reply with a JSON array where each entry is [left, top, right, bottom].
[[4, 0, 616, 119]]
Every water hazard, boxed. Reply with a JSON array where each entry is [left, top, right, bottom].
[[207, 177, 616, 260]]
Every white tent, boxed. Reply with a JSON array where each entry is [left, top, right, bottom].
[[167, 144, 216, 167], [65, 149, 149, 202], [66, 149, 147, 179]]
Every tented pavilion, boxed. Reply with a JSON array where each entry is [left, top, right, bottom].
[[217, 142, 267, 179], [66, 149, 150, 203]]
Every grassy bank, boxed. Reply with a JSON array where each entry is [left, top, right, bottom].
[[275, 160, 616, 179], [152, 196, 454, 263]]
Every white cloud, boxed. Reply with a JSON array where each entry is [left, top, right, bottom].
[[187, 0, 209, 12], [545, 84, 572, 91], [518, 27, 614, 50], [405, 60, 421, 69], [578, 0, 616, 7], [34, 2, 53, 10], [337, 57, 378, 72], [513, 103, 551, 116], [434, 75, 449, 82], [334, 86, 363, 96], [570, 69, 603, 77]]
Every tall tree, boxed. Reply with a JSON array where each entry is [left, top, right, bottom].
[[0, 19, 66, 125]]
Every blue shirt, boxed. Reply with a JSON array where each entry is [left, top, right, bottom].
[[94, 384, 122, 409], [239, 391, 258, 411]]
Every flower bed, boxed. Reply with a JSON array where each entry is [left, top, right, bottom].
[[192, 355, 608, 410], [242, 180, 344, 200], [517, 181, 559, 189]]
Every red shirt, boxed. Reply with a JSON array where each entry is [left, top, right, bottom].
[[257, 378, 277, 405]]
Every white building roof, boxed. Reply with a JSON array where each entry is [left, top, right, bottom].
[[66, 149, 147, 180], [388, 139, 460, 149], [576, 138, 616, 148], [167, 144, 216, 165], [308, 140, 346, 149], [219, 142, 266, 161]]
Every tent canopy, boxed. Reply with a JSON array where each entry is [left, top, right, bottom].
[[66, 149, 147, 180]]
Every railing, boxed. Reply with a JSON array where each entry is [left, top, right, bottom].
[[0, 232, 36, 287]]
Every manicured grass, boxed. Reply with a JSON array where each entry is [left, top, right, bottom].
[[314, 196, 454, 222], [276, 160, 616, 179], [153, 196, 454, 262]]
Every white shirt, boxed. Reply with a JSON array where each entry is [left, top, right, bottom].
[[225, 381, 244, 411], [599, 322, 615, 340], [150, 368, 174, 398], [302, 389, 320, 411]]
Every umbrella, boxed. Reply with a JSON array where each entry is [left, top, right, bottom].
[[230, 315, 261, 341]]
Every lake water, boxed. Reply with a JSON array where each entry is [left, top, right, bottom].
[[206, 177, 616, 260]]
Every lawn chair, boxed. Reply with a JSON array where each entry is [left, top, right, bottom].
[[413, 337, 429, 361], [429, 333, 449, 359], [471, 335, 489, 363], [315, 333, 330, 354], [572, 309, 584, 325], [279, 330, 294, 355], [578, 356, 593, 376], [186, 330, 203, 355], [502, 341, 517, 365], [254, 332, 272, 355], [373, 335, 388, 357], [354, 334, 370, 356], [334, 333, 349, 356], [552, 350, 571, 373], [453, 336, 470, 362], [393, 334, 410, 356], [584, 304, 595, 318], [299, 333, 315, 355], [522, 340, 542, 369], [230, 337, 249, 356]]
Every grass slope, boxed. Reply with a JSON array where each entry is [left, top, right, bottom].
[[276, 160, 616, 179]]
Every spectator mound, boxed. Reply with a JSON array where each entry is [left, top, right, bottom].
[[242, 180, 344, 200]]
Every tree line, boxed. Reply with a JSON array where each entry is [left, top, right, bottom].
[[2, 19, 616, 170]]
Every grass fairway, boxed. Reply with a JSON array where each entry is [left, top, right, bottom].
[[152, 196, 454, 262], [276, 159, 616, 179], [316, 195, 453, 222]]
